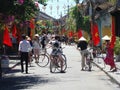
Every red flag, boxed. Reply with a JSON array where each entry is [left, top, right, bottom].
[[68, 31, 74, 37], [110, 17, 116, 49], [30, 19, 35, 29], [3, 26, 12, 47], [77, 29, 82, 38], [12, 24, 17, 38], [92, 23, 100, 46]]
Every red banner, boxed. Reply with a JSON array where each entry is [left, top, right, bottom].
[[110, 16, 116, 49], [3, 26, 12, 47], [12, 24, 17, 38], [92, 23, 100, 46], [77, 29, 82, 38], [30, 19, 35, 29], [68, 31, 74, 37]]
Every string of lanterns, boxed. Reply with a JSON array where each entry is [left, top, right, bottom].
[[38, 0, 73, 18]]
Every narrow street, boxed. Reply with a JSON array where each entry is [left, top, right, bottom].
[[0, 44, 119, 90]]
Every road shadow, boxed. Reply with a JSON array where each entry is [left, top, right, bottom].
[[0, 75, 57, 90]]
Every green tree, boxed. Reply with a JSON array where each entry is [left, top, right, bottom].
[[0, 0, 48, 24], [71, 5, 84, 31]]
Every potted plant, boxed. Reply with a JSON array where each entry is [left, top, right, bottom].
[[114, 37, 120, 62]]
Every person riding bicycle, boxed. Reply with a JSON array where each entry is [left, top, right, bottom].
[[49, 35, 65, 73]]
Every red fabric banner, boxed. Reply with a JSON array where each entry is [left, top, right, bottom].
[[68, 31, 74, 37], [92, 23, 100, 46], [110, 17, 116, 49], [30, 19, 35, 29], [3, 26, 12, 47], [77, 29, 82, 38], [12, 24, 17, 38]]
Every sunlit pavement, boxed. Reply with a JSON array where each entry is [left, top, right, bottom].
[[0, 44, 120, 89]]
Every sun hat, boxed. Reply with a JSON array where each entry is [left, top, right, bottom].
[[27, 37, 31, 40], [34, 34, 39, 37], [102, 35, 110, 40], [79, 36, 86, 41]]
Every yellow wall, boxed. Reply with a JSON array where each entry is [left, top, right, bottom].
[[102, 26, 111, 37], [108, 0, 116, 4]]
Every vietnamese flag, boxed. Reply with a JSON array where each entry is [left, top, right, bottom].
[[68, 31, 74, 37], [110, 16, 116, 49], [30, 19, 35, 29], [77, 29, 82, 38], [12, 24, 17, 38], [92, 23, 100, 46], [3, 26, 12, 47]]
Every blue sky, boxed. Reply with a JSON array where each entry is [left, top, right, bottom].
[[39, 0, 83, 19]]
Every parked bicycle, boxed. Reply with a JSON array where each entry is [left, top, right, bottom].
[[29, 48, 50, 67], [50, 53, 67, 73], [92, 46, 106, 69], [84, 48, 93, 71]]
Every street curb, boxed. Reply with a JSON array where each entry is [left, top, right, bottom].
[[0, 62, 20, 77], [93, 62, 120, 86], [10, 62, 20, 69]]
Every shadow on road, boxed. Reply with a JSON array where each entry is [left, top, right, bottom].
[[0, 74, 57, 90]]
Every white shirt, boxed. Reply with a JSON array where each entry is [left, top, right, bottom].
[[18, 40, 32, 52]]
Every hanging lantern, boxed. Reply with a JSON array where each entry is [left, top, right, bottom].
[[56, 5, 59, 14], [42, 6, 46, 12], [63, 4, 66, 14], [49, 5, 53, 15], [67, 0, 69, 2], [49, 5, 52, 10]]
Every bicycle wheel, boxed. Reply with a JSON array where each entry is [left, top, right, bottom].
[[50, 57, 57, 73], [37, 54, 49, 67], [95, 53, 106, 69], [57, 54, 67, 71]]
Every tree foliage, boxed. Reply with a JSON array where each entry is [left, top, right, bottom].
[[0, 0, 47, 24], [67, 5, 90, 35], [71, 6, 84, 31]]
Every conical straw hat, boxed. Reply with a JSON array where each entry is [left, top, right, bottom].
[[102, 35, 110, 40], [79, 36, 86, 41]]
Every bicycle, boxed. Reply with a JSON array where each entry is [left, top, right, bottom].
[[84, 49, 93, 71], [50, 53, 67, 73], [29, 48, 50, 67], [36, 48, 50, 67], [92, 46, 106, 69]]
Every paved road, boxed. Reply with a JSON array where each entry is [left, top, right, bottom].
[[0, 45, 120, 90]]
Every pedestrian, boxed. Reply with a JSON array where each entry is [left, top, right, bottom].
[[104, 40, 117, 72], [77, 36, 88, 71], [32, 34, 41, 63], [40, 33, 47, 50], [18, 34, 32, 74], [26, 36, 33, 66]]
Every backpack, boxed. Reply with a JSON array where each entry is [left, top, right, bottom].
[[53, 42, 59, 48]]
